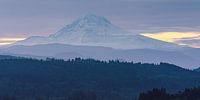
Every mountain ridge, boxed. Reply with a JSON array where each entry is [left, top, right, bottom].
[[1, 43, 199, 69]]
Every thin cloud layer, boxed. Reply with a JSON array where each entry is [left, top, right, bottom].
[[176, 38, 200, 48]]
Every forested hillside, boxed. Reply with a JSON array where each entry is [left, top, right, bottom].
[[0, 57, 199, 100], [0, 55, 18, 59]]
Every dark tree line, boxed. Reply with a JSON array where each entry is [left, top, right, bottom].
[[139, 87, 200, 100]]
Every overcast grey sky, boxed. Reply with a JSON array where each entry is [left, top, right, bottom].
[[0, 0, 200, 37]]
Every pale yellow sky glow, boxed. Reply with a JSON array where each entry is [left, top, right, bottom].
[[141, 32, 200, 42], [0, 38, 26, 41], [0, 38, 26, 46], [141, 32, 200, 48], [0, 42, 14, 46]]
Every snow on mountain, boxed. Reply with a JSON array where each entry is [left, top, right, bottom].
[[49, 14, 127, 38], [14, 14, 183, 50]]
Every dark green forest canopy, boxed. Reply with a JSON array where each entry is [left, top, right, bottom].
[[0, 57, 199, 100], [139, 87, 200, 100]]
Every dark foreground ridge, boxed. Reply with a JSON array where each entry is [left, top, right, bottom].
[[0, 57, 199, 100], [139, 87, 200, 100]]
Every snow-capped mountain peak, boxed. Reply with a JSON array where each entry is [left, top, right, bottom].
[[49, 13, 127, 39], [14, 14, 182, 50]]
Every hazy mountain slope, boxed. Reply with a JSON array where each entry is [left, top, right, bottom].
[[180, 48, 200, 61], [1, 44, 199, 68], [14, 14, 182, 50]]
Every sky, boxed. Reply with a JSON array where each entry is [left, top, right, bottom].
[[0, 0, 200, 47]]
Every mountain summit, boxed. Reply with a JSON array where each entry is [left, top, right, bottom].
[[48, 13, 128, 43], [51, 13, 115, 37], [14, 14, 181, 50]]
